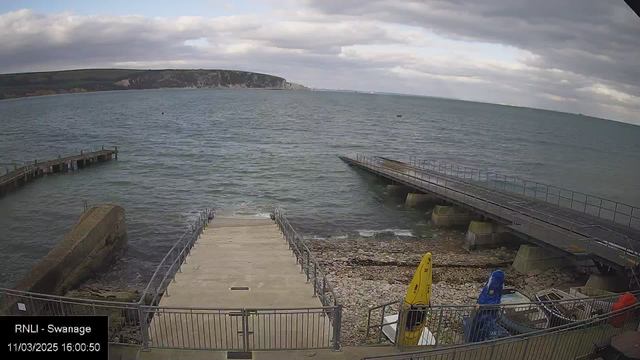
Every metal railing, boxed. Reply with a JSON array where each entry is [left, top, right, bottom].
[[0, 287, 144, 345], [363, 300, 640, 360], [140, 208, 213, 306], [1, 147, 118, 181], [366, 290, 638, 349], [142, 305, 341, 351], [1, 206, 343, 352], [408, 156, 640, 229], [274, 208, 340, 307], [352, 155, 640, 269]]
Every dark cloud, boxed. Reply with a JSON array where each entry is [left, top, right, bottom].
[[303, 0, 640, 98]]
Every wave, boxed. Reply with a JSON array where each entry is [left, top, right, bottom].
[[303, 234, 349, 240], [215, 211, 272, 219], [357, 229, 415, 237]]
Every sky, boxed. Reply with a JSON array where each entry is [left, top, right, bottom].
[[0, 0, 639, 124]]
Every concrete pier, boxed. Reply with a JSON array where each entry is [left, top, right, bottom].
[[0, 148, 118, 197], [159, 216, 320, 308], [463, 221, 511, 252], [386, 184, 409, 196], [512, 245, 573, 274], [430, 205, 479, 226], [405, 193, 438, 208], [149, 216, 332, 350]]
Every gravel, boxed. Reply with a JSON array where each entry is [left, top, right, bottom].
[[307, 230, 592, 346]]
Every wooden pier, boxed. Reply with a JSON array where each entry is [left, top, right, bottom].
[[0, 147, 118, 197]]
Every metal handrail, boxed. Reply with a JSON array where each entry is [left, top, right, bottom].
[[402, 157, 640, 263], [366, 289, 640, 338], [274, 208, 340, 306], [353, 155, 639, 266], [409, 156, 639, 228], [0, 148, 118, 182], [139, 208, 212, 305], [364, 299, 640, 359]]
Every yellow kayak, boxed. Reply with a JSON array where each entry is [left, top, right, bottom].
[[401, 252, 432, 345]]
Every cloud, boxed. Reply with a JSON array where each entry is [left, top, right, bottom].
[[0, 2, 638, 124], [301, 0, 640, 119]]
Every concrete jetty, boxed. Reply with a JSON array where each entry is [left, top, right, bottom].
[[148, 215, 334, 350], [0, 147, 118, 197], [159, 216, 320, 308], [340, 155, 640, 278]]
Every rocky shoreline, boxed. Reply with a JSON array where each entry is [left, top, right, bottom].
[[307, 226, 592, 346]]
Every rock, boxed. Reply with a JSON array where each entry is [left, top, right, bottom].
[[500, 247, 507, 251], [528, 269, 542, 276], [357, 249, 365, 254]]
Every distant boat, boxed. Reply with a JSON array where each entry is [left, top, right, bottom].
[[500, 288, 549, 333]]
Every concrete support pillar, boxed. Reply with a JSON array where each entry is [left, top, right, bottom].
[[386, 184, 409, 196], [431, 205, 479, 226], [405, 193, 439, 208], [585, 274, 627, 293], [512, 245, 573, 274], [463, 221, 511, 252]]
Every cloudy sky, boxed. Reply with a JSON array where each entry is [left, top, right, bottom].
[[1, 0, 638, 124]]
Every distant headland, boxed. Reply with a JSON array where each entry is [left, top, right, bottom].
[[0, 68, 308, 100]]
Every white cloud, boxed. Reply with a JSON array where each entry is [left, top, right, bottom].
[[0, 2, 639, 125]]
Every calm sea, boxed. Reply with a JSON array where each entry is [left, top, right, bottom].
[[1, 89, 639, 288]]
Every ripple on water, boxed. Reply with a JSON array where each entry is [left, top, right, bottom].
[[1, 89, 639, 287]]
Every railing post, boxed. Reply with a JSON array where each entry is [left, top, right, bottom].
[[242, 309, 250, 351], [322, 276, 327, 306], [312, 264, 317, 297], [138, 303, 150, 351], [305, 250, 310, 283], [434, 307, 443, 348], [395, 305, 406, 351], [333, 305, 342, 351]]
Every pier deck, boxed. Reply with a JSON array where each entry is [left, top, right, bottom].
[[148, 216, 334, 350], [340, 155, 640, 272], [0, 148, 118, 196]]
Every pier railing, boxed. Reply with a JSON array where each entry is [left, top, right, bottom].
[[366, 290, 638, 349], [274, 208, 340, 307], [363, 300, 640, 360], [353, 155, 640, 270], [0, 287, 143, 345], [140, 208, 213, 306], [408, 156, 640, 229], [141, 305, 341, 351]]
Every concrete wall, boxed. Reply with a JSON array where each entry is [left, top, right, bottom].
[[405, 193, 439, 208], [431, 205, 480, 226], [463, 221, 511, 251], [512, 245, 572, 274], [12, 204, 127, 295]]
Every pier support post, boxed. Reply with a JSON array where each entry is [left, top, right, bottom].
[[386, 184, 409, 196], [463, 221, 511, 252], [585, 274, 627, 293], [431, 205, 479, 226], [115, 146, 118, 160], [512, 245, 573, 274], [405, 193, 439, 208]]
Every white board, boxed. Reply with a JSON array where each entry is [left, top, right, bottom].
[[381, 314, 436, 346]]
